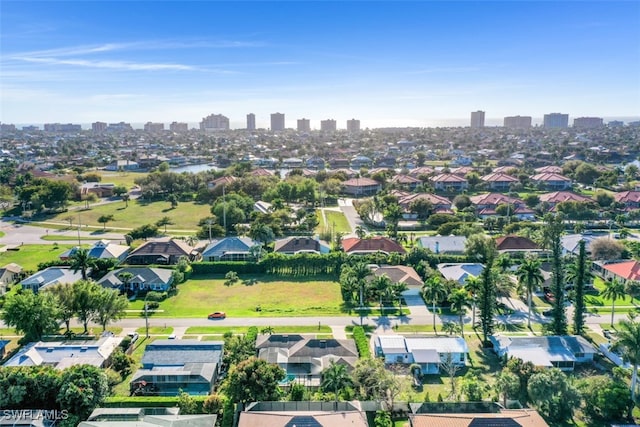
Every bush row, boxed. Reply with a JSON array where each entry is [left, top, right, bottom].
[[352, 326, 371, 358], [103, 396, 206, 408], [191, 262, 265, 275]]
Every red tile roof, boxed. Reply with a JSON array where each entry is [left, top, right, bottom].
[[535, 165, 563, 174], [431, 173, 468, 183], [614, 191, 640, 204], [481, 172, 519, 183], [342, 177, 380, 187], [602, 260, 640, 281], [469, 193, 523, 207], [410, 410, 549, 427], [530, 172, 571, 182], [342, 236, 406, 254], [538, 191, 592, 204]]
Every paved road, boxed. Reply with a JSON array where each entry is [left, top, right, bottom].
[[337, 198, 364, 235], [0, 219, 126, 246]]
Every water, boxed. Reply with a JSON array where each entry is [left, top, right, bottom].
[[171, 163, 291, 178]]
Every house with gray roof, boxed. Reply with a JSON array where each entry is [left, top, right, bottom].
[[97, 267, 173, 292], [202, 237, 258, 261], [130, 339, 224, 396], [3, 336, 122, 369], [490, 335, 596, 371], [125, 238, 199, 265], [374, 335, 468, 374], [19, 267, 83, 293], [60, 240, 130, 263], [437, 263, 484, 284], [561, 233, 599, 256], [273, 236, 330, 255], [419, 236, 467, 255], [80, 414, 216, 427], [256, 334, 358, 387], [238, 402, 368, 427]]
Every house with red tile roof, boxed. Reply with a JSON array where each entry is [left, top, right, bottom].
[[408, 166, 435, 178], [342, 236, 406, 255], [535, 165, 564, 174], [597, 260, 640, 282], [530, 172, 572, 190], [450, 166, 475, 176], [341, 177, 382, 197], [207, 175, 237, 189], [470, 193, 534, 220], [492, 165, 518, 174], [481, 172, 519, 191], [409, 409, 549, 427], [538, 191, 592, 208], [390, 174, 422, 191], [430, 174, 468, 192], [249, 168, 275, 177], [397, 193, 452, 219], [614, 190, 640, 210]]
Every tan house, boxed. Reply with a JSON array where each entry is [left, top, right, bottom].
[[342, 177, 381, 197], [531, 172, 572, 190], [0, 263, 22, 294], [430, 174, 468, 192]]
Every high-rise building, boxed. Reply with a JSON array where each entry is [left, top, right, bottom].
[[608, 120, 624, 128], [92, 122, 107, 132], [44, 123, 82, 132], [271, 113, 285, 131], [320, 119, 337, 132], [200, 114, 230, 132], [0, 123, 16, 132], [144, 122, 165, 132], [573, 117, 604, 129], [470, 111, 485, 128], [106, 122, 133, 132], [503, 116, 532, 129], [246, 113, 256, 131], [170, 122, 189, 132], [347, 119, 360, 132], [297, 118, 311, 132], [543, 113, 569, 129]]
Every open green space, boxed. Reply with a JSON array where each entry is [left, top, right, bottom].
[[0, 244, 78, 271], [96, 170, 149, 189], [129, 274, 345, 317], [43, 199, 211, 232], [587, 277, 640, 309], [185, 325, 332, 335], [135, 326, 174, 335], [112, 335, 157, 396], [324, 211, 351, 234]]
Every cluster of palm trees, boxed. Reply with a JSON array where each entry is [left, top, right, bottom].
[[339, 263, 408, 313]]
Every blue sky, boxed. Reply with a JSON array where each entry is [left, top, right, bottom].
[[1, 1, 639, 128]]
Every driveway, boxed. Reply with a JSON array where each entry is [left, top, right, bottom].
[[402, 288, 430, 317], [0, 219, 126, 246], [337, 198, 363, 235]]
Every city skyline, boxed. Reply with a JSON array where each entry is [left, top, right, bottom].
[[2, 1, 639, 128]]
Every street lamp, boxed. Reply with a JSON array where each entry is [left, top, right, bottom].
[[144, 293, 149, 339]]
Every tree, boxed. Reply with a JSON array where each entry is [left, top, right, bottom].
[[516, 256, 544, 329], [440, 352, 460, 396], [121, 193, 130, 208], [464, 234, 497, 263], [249, 222, 275, 245], [355, 225, 367, 239], [321, 360, 352, 405], [527, 368, 581, 422], [203, 393, 224, 415], [69, 248, 93, 280], [224, 271, 240, 287], [453, 194, 471, 210], [408, 198, 433, 222], [97, 214, 114, 231], [92, 288, 128, 331], [177, 390, 198, 414], [371, 274, 392, 313], [611, 317, 640, 401], [571, 240, 588, 334], [580, 376, 633, 421], [601, 278, 626, 327], [590, 237, 625, 260], [110, 348, 134, 378], [46, 283, 76, 334], [118, 271, 134, 292], [477, 255, 497, 345], [495, 370, 520, 407], [224, 357, 285, 403], [545, 214, 567, 335], [422, 277, 447, 332], [460, 369, 487, 401], [383, 202, 403, 239], [57, 365, 109, 420], [1, 290, 60, 341], [72, 280, 102, 334], [156, 216, 174, 234], [449, 288, 470, 336], [352, 357, 395, 401]]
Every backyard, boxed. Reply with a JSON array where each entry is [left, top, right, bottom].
[[0, 243, 79, 271]]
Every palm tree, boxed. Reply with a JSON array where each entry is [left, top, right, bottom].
[[422, 277, 447, 333], [464, 276, 481, 327], [612, 318, 640, 401], [516, 257, 544, 329], [70, 248, 92, 280], [321, 360, 352, 406], [156, 216, 174, 234], [449, 288, 470, 337], [351, 263, 373, 310], [601, 278, 627, 327], [118, 271, 134, 292], [371, 275, 392, 314], [354, 225, 367, 239]]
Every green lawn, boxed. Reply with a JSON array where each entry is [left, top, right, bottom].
[[135, 326, 174, 335], [129, 274, 345, 317], [324, 211, 352, 234], [185, 325, 333, 334], [0, 244, 79, 271], [96, 170, 149, 189], [44, 199, 212, 232], [587, 277, 639, 309]]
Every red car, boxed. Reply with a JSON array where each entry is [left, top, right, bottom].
[[208, 312, 226, 319]]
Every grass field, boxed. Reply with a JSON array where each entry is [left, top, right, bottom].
[[0, 244, 79, 271], [135, 326, 174, 335], [184, 325, 333, 334], [129, 274, 345, 317], [324, 210, 351, 234], [44, 199, 212, 232], [96, 170, 149, 189]]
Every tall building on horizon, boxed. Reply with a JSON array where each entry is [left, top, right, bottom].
[[470, 111, 485, 128], [144, 122, 165, 132], [271, 112, 285, 131], [246, 113, 256, 131], [170, 122, 188, 132], [297, 118, 310, 132], [347, 119, 360, 132], [573, 117, 603, 129], [92, 122, 107, 133], [543, 113, 569, 129], [200, 114, 229, 132], [503, 115, 532, 129], [320, 119, 336, 132]]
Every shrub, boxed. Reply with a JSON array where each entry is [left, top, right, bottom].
[[145, 291, 167, 302], [119, 336, 132, 351], [352, 326, 371, 358], [191, 262, 264, 275]]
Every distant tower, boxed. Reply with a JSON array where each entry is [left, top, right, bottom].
[[470, 111, 485, 128], [573, 117, 604, 129], [503, 116, 532, 129], [92, 122, 107, 133], [346, 119, 360, 132], [543, 113, 569, 129], [320, 119, 337, 132], [270, 112, 285, 131], [297, 118, 311, 132], [246, 113, 256, 131], [200, 114, 230, 132], [170, 122, 188, 132]]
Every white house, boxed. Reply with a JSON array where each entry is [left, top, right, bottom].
[[374, 335, 468, 374]]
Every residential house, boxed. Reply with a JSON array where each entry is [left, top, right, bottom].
[[450, 166, 475, 177], [470, 193, 534, 220], [409, 408, 549, 427], [273, 236, 330, 255], [430, 174, 468, 192], [80, 415, 216, 427], [80, 182, 116, 198], [408, 166, 435, 178], [535, 165, 563, 174], [249, 168, 275, 177], [595, 260, 640, 282], [342, 236, 406, 255], [418, 236, 467, 255], [390, 174, 422, 191], [561, 233, 599, 256], [97, 267, 174, 292], [538, 191, 592, 209], [125, 238, 199, 265], [374, 335, 468, 374], [341, 177, 382, 197], [495, 235, 542, 254], [306, 156, 326, 169], [397, 193, 452, 219], [238, 402, 368, 427], [530, 173, 572, 190], [130, 339, 224, 396], [437, 263, 484, 284], [19, 267, 83, 293], [492, 165, 518, 174], [256, 335, 358, 387], [206, 175, 237, 190], [614, 191, 640, 211], [481, 172, 518, 191], [3, 336, 122, 369], [370, 265, 424, 288], [105, 160, 139, 171], [202, 237, 258, 261], [490, 335, 596, 371], [350, 155, 373, 169], [59, 240, 130, 263], [328, 158, 351, 169], [0, 263, 22, 294], [283, 157, 303, 168]]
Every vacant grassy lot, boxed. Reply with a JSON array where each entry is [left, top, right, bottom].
[[130, 274, 344, 317], [324, 211, 351, 234], [0, 244, 78, 271], [96, 171, 149, 189], [45, 199, 212, 232]]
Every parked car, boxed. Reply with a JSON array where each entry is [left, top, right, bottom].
[[208, 312, 226, 319]]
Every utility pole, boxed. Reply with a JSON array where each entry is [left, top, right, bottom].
[[223, 185, 227, 234], [144, 294, 149, 338], [77, 212, 82, 246]]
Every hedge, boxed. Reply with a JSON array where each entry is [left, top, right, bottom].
[[352, 326, 371, 358], [103, 396, 206, 409], [191, 262, 265, 275]]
